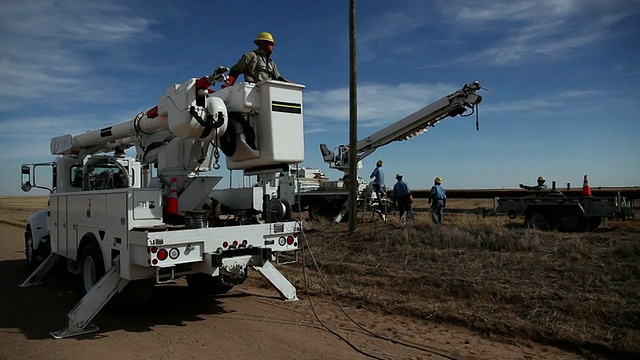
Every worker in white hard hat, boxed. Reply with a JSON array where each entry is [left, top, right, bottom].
[[369, 160, 386, 206], [519, 176, 548, 190], [224, 32, 289, 87], [429, 177, 446, 224]]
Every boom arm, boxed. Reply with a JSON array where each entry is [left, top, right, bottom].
[[319, 81, 483, 175], [50, 67, 232, 159]]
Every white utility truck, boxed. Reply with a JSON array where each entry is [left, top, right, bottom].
[[278, 81, 484, 222], [19, 66, 304, 338]]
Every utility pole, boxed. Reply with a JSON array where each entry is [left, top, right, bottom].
[[348, 0, 358, 233]]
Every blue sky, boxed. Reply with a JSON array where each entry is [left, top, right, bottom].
[[1, 0, 639, 196]]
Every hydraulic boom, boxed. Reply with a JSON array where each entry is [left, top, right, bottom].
[[319, 81, 483, 177]]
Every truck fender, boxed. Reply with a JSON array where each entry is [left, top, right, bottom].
[[26, 210, 49, 251]]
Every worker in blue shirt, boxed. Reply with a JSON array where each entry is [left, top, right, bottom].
[[370, 160, 385, 204], [429, 177, 446, 224], [393, 173, 412, 221], [519, 176, 548, 190]]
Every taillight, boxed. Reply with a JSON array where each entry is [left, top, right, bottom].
[[157, 248, 168, 261], [287, 235, 294, 245]]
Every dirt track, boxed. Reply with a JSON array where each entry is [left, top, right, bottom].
[[0, 222, 583, 360]]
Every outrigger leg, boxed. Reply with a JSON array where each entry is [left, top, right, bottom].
[[50, 255, 129, 339], [253, 260, 298, 301], [19, 253, 62, 287]]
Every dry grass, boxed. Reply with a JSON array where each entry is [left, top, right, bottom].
[[0, 196, 48, 227], [282, 213, 640, 359]]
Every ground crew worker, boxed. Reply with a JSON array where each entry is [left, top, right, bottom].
[[393, 173, 412, 221], [519, 176, 548, 190], [370, 160, 385, 204], [429, 177, 446, 224], [224, 32, 289, 87]]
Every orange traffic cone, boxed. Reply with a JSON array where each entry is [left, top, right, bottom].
[[581, 175, 592, 197], [165, 177, 179, 215]]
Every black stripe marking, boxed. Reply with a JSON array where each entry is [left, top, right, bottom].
[[100, 127, 113, 137], [272, 101, 301, 114]]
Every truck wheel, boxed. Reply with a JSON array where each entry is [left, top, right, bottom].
[[25, 227, 39, 270], [525, 212, 549, 230], [309, 204, 323, 221], [558, 211, 588, 232], [587, 217, 602, 231], [80, 242, 105, 294]]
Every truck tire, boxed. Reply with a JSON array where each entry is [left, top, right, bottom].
[[525, 212, 550, 230], [588, 216, 602, 231], [309, 204, 323, 221], [558, 209, 588, 232], [80, 242, 105, 294]]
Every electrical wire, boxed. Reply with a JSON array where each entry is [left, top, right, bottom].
[[298, 220, 386, 360], [297, 223, 458, 360]]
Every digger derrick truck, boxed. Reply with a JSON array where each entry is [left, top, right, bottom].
[[19, 67, 305, 339], [279, 81, 483, 222]]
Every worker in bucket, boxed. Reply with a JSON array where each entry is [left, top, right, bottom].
[[519, 176, 548, 190], [370, 160, 386, 205], [429, 177, 446, 224], [223, 32, 289, 87], [393, 173, 412, 221]]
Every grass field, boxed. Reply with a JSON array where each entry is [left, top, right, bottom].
[[0, 196, 49, 227], [2, 195, 639, 359]]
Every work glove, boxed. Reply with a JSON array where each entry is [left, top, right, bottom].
[[222, 75, 237, 89]]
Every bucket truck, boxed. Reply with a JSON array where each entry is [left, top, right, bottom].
[[279, 81, 483, 222], [18, 66, 305, 338]]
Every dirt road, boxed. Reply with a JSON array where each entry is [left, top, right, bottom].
[[0, 222, 582, 360]]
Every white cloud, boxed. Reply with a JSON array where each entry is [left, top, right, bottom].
[[439, 0, 639, 66], [0, 1, 155, 109]]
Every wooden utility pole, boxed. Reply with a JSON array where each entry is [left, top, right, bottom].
[[348, 0, 358, 233]]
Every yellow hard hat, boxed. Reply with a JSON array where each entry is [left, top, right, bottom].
[[376, 160, 383, 166], [435, 177, 443, 184], [396, 173, 403, 178], [537, 176, 546, 182], [254, 32, 275, 45]]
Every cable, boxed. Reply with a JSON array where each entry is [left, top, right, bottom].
[[298, 225, 458, 360], [298, 220, 386, 360]]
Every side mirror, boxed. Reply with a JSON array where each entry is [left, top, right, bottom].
[[21, 165, 32, 192]]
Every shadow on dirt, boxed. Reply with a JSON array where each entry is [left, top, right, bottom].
[[0, 258, 234, 340]]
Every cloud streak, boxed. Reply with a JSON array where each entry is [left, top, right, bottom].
[[0, 1, 154, 109]]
